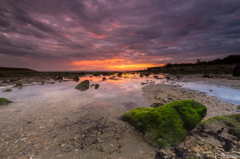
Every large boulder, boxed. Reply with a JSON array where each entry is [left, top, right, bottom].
[[233, 65, 240, 77], [120, 100, 207, 149], [0, 98, 12, 105], [75, 80, 90, 91]]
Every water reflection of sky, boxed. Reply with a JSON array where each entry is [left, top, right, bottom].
[[175, 82, 240, 105], [0, 74, 240, 107]]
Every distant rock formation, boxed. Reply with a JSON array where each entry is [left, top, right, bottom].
[[233, 64, 240, 77]]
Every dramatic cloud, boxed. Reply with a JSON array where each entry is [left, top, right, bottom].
[[0, 0, 240, 71]]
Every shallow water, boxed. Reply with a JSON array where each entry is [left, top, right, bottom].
[[0, 74, 239, 112], [175, 81, 240, 105]]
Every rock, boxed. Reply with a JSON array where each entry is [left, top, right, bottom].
[[102, 77, 107, 80], [233, 65, 240, 77], [3, 88, 12, 92], [15, 83, 22, 87], [95, 84, 99, 89], [75, 80, 90, 91], [0, 98, 12, 105], [120, 100, 207, 149], [201, 113, 240, 138], [56, 76, 63, 80], [73, 76, 79, 82], [60, 144, 74, 153], [150, 103, 164, 108], [117, 72, 122, 77]]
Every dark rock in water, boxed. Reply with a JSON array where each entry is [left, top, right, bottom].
[[0, 98, 12, 105], [15, 83, 22, 87], [93, 72, 100, 76], [73, 76, 79, 82], [95, 84, 99, 89], [233, 65, 240, 77], [56, 76, 63, 80], [102, 77, 107, 80], [75, 80, 90, 91], [3, 89, 12, 92], [153, 76, 158, 79], [117, 72, 122, 77], [120, 100, 207, 149], [140, 73, 143, 77]]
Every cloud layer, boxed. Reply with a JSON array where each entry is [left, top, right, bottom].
[[0, 0, 240, 71]]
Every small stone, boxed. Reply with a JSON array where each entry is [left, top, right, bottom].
[[221, 142, 225, 146], [20, 137, 27, 142], [140, 151, 143, 153]]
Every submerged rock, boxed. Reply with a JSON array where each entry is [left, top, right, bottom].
[[95, 84, 99, 89], [0, 98, 12, 105], [3, 88, 12, 92], [75, 80, 90, 91], [73, 76, 79, 82], [120, 100, 207, 149]]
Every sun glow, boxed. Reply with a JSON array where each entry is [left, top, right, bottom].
[[72, 59, 158, 71]]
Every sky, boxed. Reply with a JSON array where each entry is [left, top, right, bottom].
[[0, 0, 240, 71]]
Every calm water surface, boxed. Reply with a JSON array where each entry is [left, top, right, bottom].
[[0, 74, 239, 113]]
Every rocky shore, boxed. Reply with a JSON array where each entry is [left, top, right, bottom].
[[0, 70, 240, 158], [141, 75, 240, 158]]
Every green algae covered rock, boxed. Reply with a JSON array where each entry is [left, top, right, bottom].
[[0, 98, 12, 105], [120, 100, 207, 149], [3, 89, 12, 92], [200, 114, 240, 138], [75, 80, 90, 91]]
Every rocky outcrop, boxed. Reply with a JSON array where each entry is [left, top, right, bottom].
[[75, 80, 90, 91], [0, 98, 12, 105], [233, 64, 240, 77], [120, 100, 207, 149]]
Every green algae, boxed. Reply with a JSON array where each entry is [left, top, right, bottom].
[[3, 88, 12, 92], [0, 98, 12, 105], [75, 80, 90, 91], [200, 114, 240, 138], [120, 100, 207, 149]]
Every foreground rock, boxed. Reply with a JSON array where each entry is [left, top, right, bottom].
[[120, 100, 207, 149], [0, 98, 12, 105], [200, 113, 240, 138], [75, 80, 90, 91]]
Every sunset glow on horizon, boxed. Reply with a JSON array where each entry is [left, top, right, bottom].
[[0, 0, 239, 71]]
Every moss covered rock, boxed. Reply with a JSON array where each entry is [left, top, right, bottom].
[[200, 114, 240, 138], [0, 98, 12, 105], [75, 80, 90, 91], [3, 89, 12, 92], [120, 100, 207, 149]]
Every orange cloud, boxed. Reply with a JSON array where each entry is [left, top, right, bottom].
[[110, 22, 122, 28], [71, 59, 159, 71], [87, 32, 107, 39]]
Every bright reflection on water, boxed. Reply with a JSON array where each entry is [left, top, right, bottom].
[[175, 81, 240, 105], [0, 73, 239, 114]]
